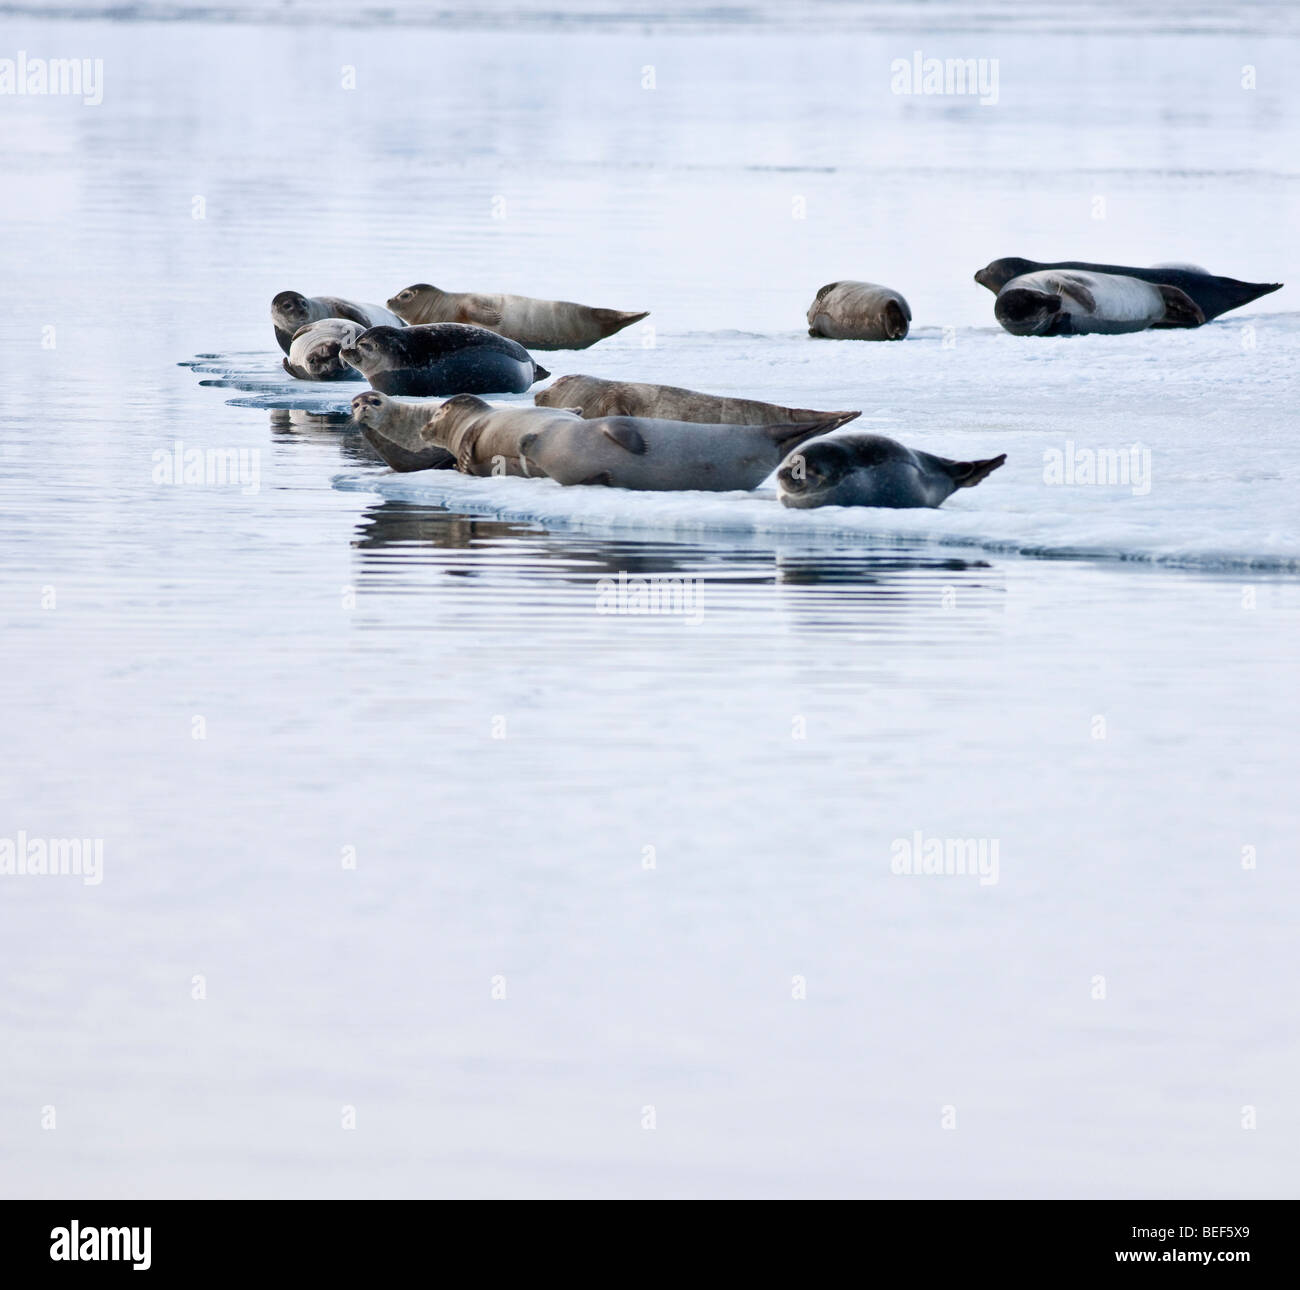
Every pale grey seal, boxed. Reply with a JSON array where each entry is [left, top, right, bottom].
[[282, 320, 367, 381], [993, 270, 1203, 336], [422, 394, 857, 490], [271, 292, 405, 354], [973, 258, 1281, 324]]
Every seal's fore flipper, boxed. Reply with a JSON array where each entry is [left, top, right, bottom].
[[600, 421, 647, 455], [1055, 276, 1097, 313], [1157, 285, 1206, 328], [461, 296, 504, 328]]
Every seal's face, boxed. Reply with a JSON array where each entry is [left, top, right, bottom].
[[272, 290, 311, 328], [339, 331, 384, 372], [350, 391, 387, 429], [776, 439, 853, 500], [421, 393, 489, 445], [975, 257, 1034, 292], [387, 284, 438, 321], [994, 287, 1063, 336], [302, 343, 347, 379]]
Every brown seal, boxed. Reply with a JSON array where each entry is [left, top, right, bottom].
[[350, 391, 454, 472], [535, 374, 860, 427], [388, 284, 648, 350], [807, 281, 911, 340]]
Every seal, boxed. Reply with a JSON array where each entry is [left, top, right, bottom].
[[777, 434, 1006, 509], [350, 391, 455, 472], [338, 323, 550, 396], [806, 281, 911, 340], [282, 320, 367, 381], [993, 269, 1203, 336], [973, 258, 1281, 323], [388, 284, 648, 350], [271, 292, 405, 354], [422, 394, 858, 491], [535, 374, 861, 427]]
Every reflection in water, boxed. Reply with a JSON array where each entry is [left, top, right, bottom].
[[268, 408, 382, 465], [344, 498, 1009, 634]]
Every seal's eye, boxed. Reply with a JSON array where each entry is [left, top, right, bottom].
[[399, 291, 412, 301]]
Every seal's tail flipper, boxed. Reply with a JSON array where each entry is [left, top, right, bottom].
[[532, 363, 551, 382], [947, 453, 1007, 489], [785, 408, 862, 425], [766, 412, 859, 454], [1219, 280, 1283, 313], [1158, 285, 1206, 328], [594, 309, 650, 338]]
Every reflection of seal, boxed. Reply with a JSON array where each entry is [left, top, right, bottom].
[[271, 292, 405, 354], [338, 324, 549, 396], [423, 394, 856, 491], [778, 434, 1005, 509], [973, 258, 1281, 323], [535, 374, 860, 427], [283, 320, 367, 381], [350, 391, 454, 472], [387, 284, 647, 350], [807, 281, 910, 340], [993, 270, 1202, 336]]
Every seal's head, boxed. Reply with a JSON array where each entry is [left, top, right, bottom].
[[993, 286, 1063, 337], [421, 392, 492, 447], [350, 390, 389, 430], [300, 342, 350, 380], [272, 290, 313, 330], [880, 298, 909, 340], [284, 320, 364, 381], [339, 325, 402, 375], [974, 257, 1035, 293], [387, 283, 440, 323], [776, 438, 854, 504]]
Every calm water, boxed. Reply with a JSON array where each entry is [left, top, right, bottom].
[[1, 7, 1298, 1198]]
